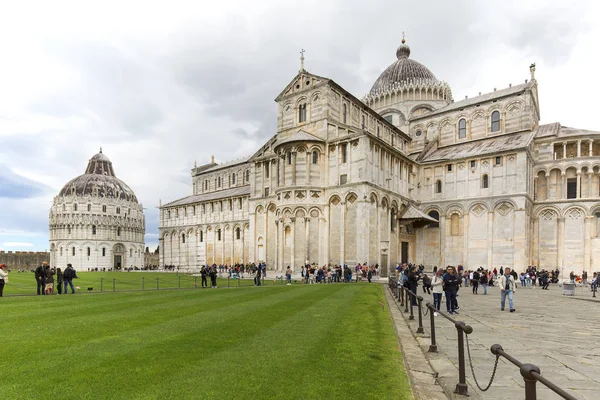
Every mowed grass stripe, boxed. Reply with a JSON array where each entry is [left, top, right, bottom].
[[0, 284, 412, 400]]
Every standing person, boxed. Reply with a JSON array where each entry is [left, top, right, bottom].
[[44, 265, 55, 295], [209, 267, 217, 288], [56, 268, 63, 296], [443, 266, 460, 315], [200, 266, 208, 288], [63, 264, 77, 294], [422, 274, 431, 294], [0, 264, 9, 297], [431, 269, 444, 316], [255, 266, 261, 286], [407, 266, 419, 306], [479, 270, 488, 295], [286, 266, 292, 285], [367, 267, 373, 283], [472, 269, 480, 294], [498, 267, 516, 312], [541, 270, 550, 290], [35, 262, 46, 295]]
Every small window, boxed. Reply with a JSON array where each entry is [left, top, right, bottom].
[[102, 248, 106, 257], [384, 115, 393, 123], [92, 225, 96, 235], [87, 247, 91, 257], [299, 104, 307, 123], [341, 144, 348, 163], [116, 207, 120, 214], [339, 174, 348, 185], [87, 204, 91, 212], [458, 118, 467, 139], [117, 227, 121, 236], [60, 247, 63, 256], [236, 227, 241, 240], [377, 126, 380, 137], [264, 187, 270, 197], [567, 178, 577, 199], [167, 210, 171, 219], [211, 203, 214, 213], [495, 156, 502, 166], [193, 206, 196, 216], [342, 104, 347, 124], [220, 201, 223, 212], [182, 234, 186, 244], [102, 205, 107, 213], [217, 229, 222, 241], [447, 164, 452, 172], [67, 226, 71, 235], [218, 177, 221, 188], [200, 231, 204, 242], [265, 163, 270, 178], [74, 203, 78, 211], [435, 180, 442, 194], [72, 247, 75, 256], [312, 151, 318, 164], [428, 211, 440, 228], [287, 152, 292, 165], [470, 160, 476, 168], [482, 174, 489, 189], [176, 209, 179, 218], [361, 115, 365, 129], [130, 249, 132, 257], [415, 130, 422, 137], [62, 204, 66, 211], [491, 111, 500, 132], [239, 198, 242, 209], [246, 170, 250, 182], [232, 173, 236, 184], [229, 199, 232, 210]]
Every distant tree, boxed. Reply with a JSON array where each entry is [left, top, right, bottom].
[[145, 246, 149, 253]]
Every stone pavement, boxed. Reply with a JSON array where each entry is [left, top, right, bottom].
[[390, 282, 600, 400]]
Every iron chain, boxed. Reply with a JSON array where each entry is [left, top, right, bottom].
[[465, 332, 500, 392]]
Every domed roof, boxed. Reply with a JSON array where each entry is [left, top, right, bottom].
[[369, 39, 439, 96], [58, 149, 138, 203]]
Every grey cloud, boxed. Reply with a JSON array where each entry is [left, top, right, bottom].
[[0, 164, 52, 199]]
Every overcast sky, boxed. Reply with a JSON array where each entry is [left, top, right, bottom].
[[1, 0, 599, 252]]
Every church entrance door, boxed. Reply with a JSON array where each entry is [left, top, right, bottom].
[[401, 242, 409, 264]]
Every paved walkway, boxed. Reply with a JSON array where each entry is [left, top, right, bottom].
[[392, 283, 600, 399]]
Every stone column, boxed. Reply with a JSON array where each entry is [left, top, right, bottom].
[[249, 212, 256, 263], [241, 226, 245, 265], [577, 171, 582, 199], [221, 228, 225, 265], [322, 205, 330, 266], [588, 172, 594, 198], [531, 217, 539, 267], [589, 139, 594, 157], [290, 217, 296, 270], [487, 211, 494, 269], [277, 219, 284, 271], [563, 142, 567, 159], [261, 163, 265, 196], [584, 216, 593, 273], [561, 172, 567, 199], [577, 139, 582, 158], [291, 152, 297, 185], [340, 202, 346, 266], [231, 227, 235, 265], [281, 155, 286, 186], [557, 217, 565, 272], [440, 215, 446, 267], [463, 213, 469, 266], [212, 228, 216, 264], [305, 217, 310, 264], [306, 152, 311, 185]]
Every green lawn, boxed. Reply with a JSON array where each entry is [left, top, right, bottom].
[[0, 283, 412, 400], [2, 271, 290, 295]]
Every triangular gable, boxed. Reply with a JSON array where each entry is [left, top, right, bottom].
[[275, 70, 330, 102]]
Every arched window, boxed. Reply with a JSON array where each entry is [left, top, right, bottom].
[[435, 180, 442, 194], [67, 226, 71, 235], [60, 247, 63, 257], [287, 152, 292, 165], [167, 210, 171, 219], [117, 227, 121, 236], [491, 111, 500, 132], [87, 247, 91, 257], [236, 227, 241, 240], [377, 126, 380, 137], [361, 115, 365, 129], [92, 225, 96, 235], [87, 204, 91, 212], [312, 151, 318, 164], [232, 173, 236, 184], [217, 229, 222, 241], [595, 212, 600, 237], [73, 203, 78, 211], [298, 103, 307, 123], [130, 249, 133, 257], [200, 230, 204, 242], [102, 248, 106, 257], [451, 214, 460, 236], [246, 170, 250, 182], [458, 118, 467, 139], [428, 211, 440, 228], [72, 247, 75, 256], [415, 130, 422, 137], [390, 209, 397, 232], [342, 104, 347, 124], [217, 177, 221, 187], [116, 207, 120, 214], [482, 174, 489, 189], [182, 234, 186, 244], [102, 205, 107, 213]]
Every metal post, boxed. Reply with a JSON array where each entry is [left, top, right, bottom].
[[112, 278, 115, 292], [427, 303, 437, 352], [454, 321, 473, 396], [404, 289, 409, 312], [156, 277, 159, 290], [409, 292, 414, 320], [101, 277, 103, 292], [520, 364, 541, 400], [416, 295, 424, 333]]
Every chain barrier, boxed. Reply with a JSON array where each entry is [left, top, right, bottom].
[[465, 332, 500, 392]]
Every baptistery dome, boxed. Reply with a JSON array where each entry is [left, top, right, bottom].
[[49, 149, 145, 271]]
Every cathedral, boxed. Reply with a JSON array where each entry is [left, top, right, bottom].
[[49, 150, 146, 271], [159, 39, 600, 277]]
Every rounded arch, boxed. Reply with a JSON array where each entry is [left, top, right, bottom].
[[294, 207, 307, 218], [308, 207, 321, 218], [468, 202, 489, 214], [561, 204, 589, 218], [267, 203, 277, 213], [369, 192, 378, 204], [280, 207, 293, 218], [295, 96, 308, 107], [445, 203, 465, 218], [255, 205, 264, 214], [535, 205, 562, 218], [345, 191, 359, 204], [310, 91, 322, 103], [328, 194, 342, 206], [380, 196, 390, 208], [391, 200, 399, 211]]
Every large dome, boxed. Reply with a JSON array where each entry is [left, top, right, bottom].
[[369, 40, 439, 96], [58, 149, 138, 203]]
